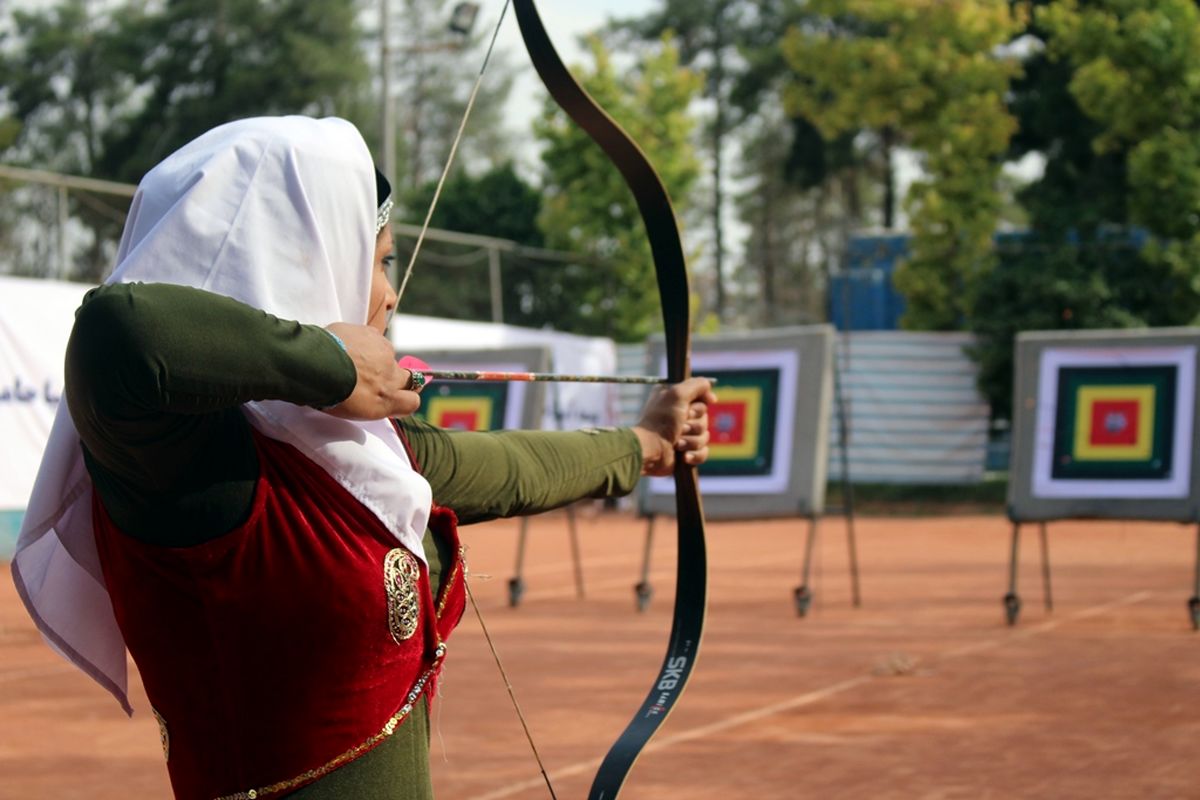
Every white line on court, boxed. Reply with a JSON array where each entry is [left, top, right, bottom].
[[939, 590, 1153, 660], [464, 589, 1155, 800]]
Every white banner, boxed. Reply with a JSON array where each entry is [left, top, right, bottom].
[[0, 276, 92, 510]]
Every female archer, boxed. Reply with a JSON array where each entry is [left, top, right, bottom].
[[11, 116, 714, 799]]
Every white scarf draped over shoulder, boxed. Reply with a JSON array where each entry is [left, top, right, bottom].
[[10, 116, 432, 715]]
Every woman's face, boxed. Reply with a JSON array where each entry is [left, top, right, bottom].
[[367, 226, 398, 333]]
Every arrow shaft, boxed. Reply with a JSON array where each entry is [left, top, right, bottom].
[[425, 370, 671, 385]]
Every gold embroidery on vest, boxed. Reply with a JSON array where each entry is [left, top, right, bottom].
[[436, 545, 466, 617], [151, 706, 169, 762], [384, 548, 420, 643]]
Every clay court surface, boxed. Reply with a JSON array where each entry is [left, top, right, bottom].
[[1, 511, 1197, 799]]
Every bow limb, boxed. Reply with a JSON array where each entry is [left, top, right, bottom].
[[511, 3, 709, 797]]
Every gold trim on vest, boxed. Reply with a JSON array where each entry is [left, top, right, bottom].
[[436, 545, 466, 617], [152, 706, 170, 762]]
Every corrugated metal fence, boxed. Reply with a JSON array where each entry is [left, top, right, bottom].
[[830, 332, 989, 484]]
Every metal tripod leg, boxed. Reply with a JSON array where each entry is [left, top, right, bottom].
[[794, 516, 819, 617], [634, 515, 655, 612], [833, 336, 861, 609], [1188, 524, 1200, 631], [507, 516, 530, 608], [567, 505, 585, 600], [1038, 522, 1053, 613], [844, 488, 862, 609], [1003, 522, 1022, 626]]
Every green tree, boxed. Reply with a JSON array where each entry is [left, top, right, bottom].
[[0, 0, 374, 280], [727, 1, 879, 329], [0, 114, 25, 276], [968, 0, 1200, 419], [398, 163, 557, 325], [610, 0, 752, 322], [1043, 0, 1200, 249], [0, 0, 140, 279], [1005, 7, 1129, 239], [732, 107, 833, 327], [611, 1, 873, 329], [969, 237, 1200, 420], [2, 0, 132, 174], [534, 36, 702, 341], [99, 0, 369, 184], [782, 0, 1024, 330], [382, 0, 517, 193]]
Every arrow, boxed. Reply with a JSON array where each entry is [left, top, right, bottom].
[[422, 370, 716, 385]]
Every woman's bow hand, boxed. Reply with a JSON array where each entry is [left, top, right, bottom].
[[633, 377, 716, 477], [323, 323, 421, 420]]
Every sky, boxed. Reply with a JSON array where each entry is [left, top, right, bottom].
[[494, 0, 649, 56]]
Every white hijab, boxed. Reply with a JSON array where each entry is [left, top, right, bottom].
[[10, 116, 432, 715]]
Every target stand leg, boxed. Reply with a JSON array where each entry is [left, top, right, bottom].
[[794, 516, 819, 617], [634, 515, 655, 613], [1189, 524, 1200, 631], [508, 517, 531, 608], [1003, 522, 1022, 626], [1039, 522, 1054, 613], [567, 505, 585, 600]]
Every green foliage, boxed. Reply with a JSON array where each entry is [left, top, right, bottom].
[[732, 108, 839, 327], [969, 0, 1200, 418], [781, 0, 1025, 330], [971, 243, 1135, 420], [398, 163, 557, 325], [2, 0, 133, 172], [406, 165, 544, 245], [2, 0, 367, 183], [825, 478, 1008, 515], [534, 36, 702, 341], [0, 0, 370, 281], [381, 0, 517, 193], [971, 237, 1200, 419], [613, 0, 858, 328], [1042, 0, 1200, 244], [0, 1, 143, 279], [98, 0, 367, 183]]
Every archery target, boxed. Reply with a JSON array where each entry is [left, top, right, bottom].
[[1009, 329, 1200, 522]]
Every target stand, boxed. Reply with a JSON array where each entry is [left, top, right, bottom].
[[638, 326, 860, 617], [1006, 329, 1200, 629]]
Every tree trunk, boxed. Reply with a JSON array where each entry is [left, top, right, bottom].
[[881, 126, 896, 229]]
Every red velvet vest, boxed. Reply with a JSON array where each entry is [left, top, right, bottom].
[[92, 430, 466, 800]]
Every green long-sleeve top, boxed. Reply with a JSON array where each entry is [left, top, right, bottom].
[[64, 282, 644, 799]]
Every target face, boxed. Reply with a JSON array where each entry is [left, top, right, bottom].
[[1052, 366, 1176, 480], [419, 383, 508, 432]]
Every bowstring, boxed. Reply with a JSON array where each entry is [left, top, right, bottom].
[[386, 0, 513, 330], [467, 576, 559, 800], [391, 3, 558, 795]]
